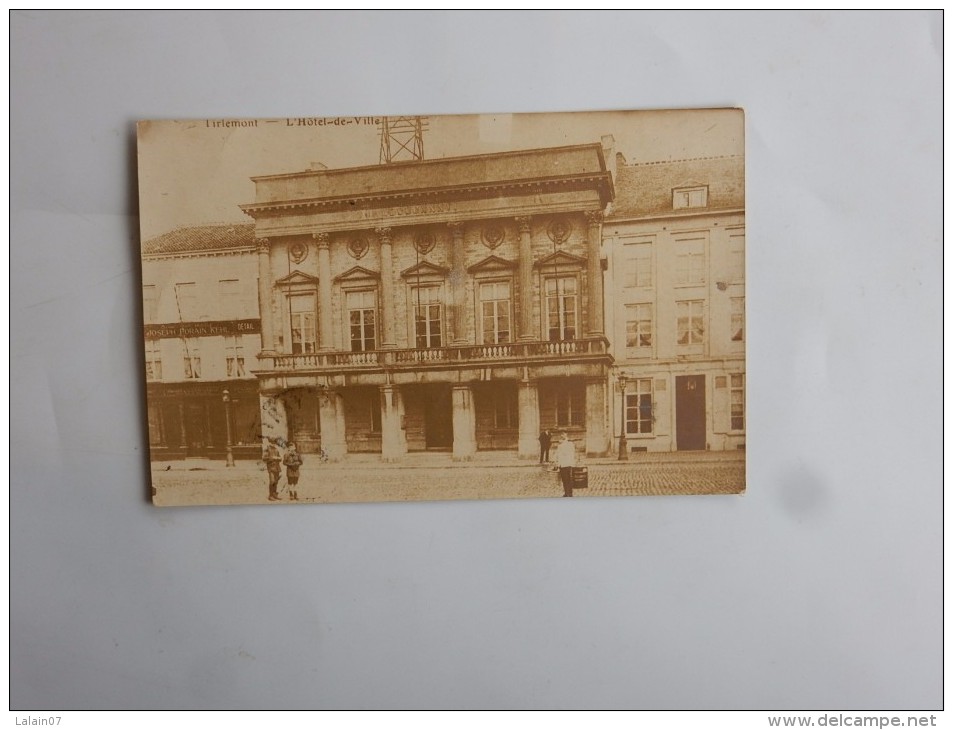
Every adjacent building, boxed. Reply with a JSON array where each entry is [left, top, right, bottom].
[[604, 154, 745, 453], [141, 224, 263, 460], [239, 144, 615, 460]]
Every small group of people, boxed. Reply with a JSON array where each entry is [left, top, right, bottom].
[[539, 429, 578, 498], [262, 439, 304, 502]]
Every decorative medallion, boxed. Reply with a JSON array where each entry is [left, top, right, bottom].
[[289, 241, 308, 264], [481, 224, 505, 250], [347, 237, 369, 260], [414, 232, 436, 255], [547, 218, 572, 244]]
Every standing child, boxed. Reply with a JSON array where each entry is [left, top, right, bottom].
[[282, 442, 304, 501]]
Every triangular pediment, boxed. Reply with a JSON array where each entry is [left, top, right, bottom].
[[334, 265, 380, 283], [467, 255, 517, 274], [400, 260, 450, 279], [274, 269, 319, 287], [534, 251, 586, 269]]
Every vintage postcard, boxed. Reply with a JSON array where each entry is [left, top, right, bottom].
[[137, 109, 745, 506]]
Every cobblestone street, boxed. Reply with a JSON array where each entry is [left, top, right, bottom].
[[151, 452, 745, 506]]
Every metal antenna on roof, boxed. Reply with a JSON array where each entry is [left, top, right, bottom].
[[379, 116, 428, 164]]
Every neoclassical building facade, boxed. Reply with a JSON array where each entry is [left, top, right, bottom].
[[240, 144, 615, 460]]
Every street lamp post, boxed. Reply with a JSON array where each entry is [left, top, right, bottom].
[[222, 389, 235, 467], [617, 373, 628, 461]]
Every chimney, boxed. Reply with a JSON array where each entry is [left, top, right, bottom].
[[601, 135, 617, 181]]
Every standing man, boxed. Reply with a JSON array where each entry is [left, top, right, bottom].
[[538, 429, 552, 464], [264, 438, 282, 501], [555, 432, 576, 498]]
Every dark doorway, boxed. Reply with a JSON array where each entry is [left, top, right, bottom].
[[675, 375, 706, 451], [185, 402, 209, 456], [424, 385, 453, 449]]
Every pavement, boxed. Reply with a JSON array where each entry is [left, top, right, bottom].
[[151, 450, 745, 506]]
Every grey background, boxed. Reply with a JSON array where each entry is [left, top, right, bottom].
[[10, 11, 941, 709]]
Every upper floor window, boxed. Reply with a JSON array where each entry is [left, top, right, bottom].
[[625, 378, 654, 435], [673, 185, 708, 209], [413, 286, 443, 349], [677, 300, 706, 346], [675, 237, 706, 286], [143, 285, 158, 324], [174, 282, 199, 321], [624, 242, 653, 288], [479, 281, 512, 345], [625, 303, 653, 354], [545, 276, 578, 341], [728, 230, 745, 282], [289, 294, 317, 354], [219, 279, 243, 319], [347, 289, 377, 352], [182, 340, 201, 379], [225, 335, 246, 377], [731, 297, 745, 342], [145, 339, 162, 381]]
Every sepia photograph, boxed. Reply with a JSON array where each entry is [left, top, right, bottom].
[[138, 109, 746, 506]]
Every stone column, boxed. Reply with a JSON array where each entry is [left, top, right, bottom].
[[256, 238, 275, 353], [314, 232, 334, 351], [380, 384, 407, 462], [318, 390, 347, 461], [451, 384, 476, 461], [375, 227, 396, 349], [585, 377, 609, 457], [517, 379, 540, 459], [585, 211, 605, 336], [515, 216, 534, 341], [448, 222, 467, 344]]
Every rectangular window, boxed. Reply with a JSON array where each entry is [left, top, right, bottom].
[[347, 290, 377, 352], [143, 285, 158, 324], [479, 281, 511, 344], [493, 389, 518, 429], [182, 340, 201, 378], [673, 186, 708, 209], [730, 374, 745, 430], [625, 379, 654, 435], [370, 396, 382, 433], [413, 286, 442, 349], [677, 300, 705, 345], [174, 282, 198, 321], [729, 231, 745, 282], [731, 297, 745, 342], [290, 294, 317, 354], [145, 339, 162, 381], [554, 388, 584, 428], [624, 243, 652, 288], [545, 276, 578, 341], [225, 335, 245, 377], [219, 279, 242, 319], [625, 303, 653, 353], [675, 238, 706, 285]]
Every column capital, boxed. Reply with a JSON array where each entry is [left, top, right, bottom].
[[446, 221, 464, 234], [514, 216, 532, 233], [313, 232, 330, 248], [584, 210, 604, 226], [374, 226, 392, 243], [256, 237, 271, 253]]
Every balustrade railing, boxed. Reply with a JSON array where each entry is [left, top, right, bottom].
[[270, 337, 607, 370]]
